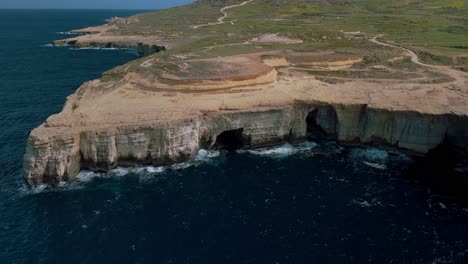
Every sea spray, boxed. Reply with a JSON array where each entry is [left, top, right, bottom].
[[240, 142, 318, 157], [25, 143, 412, 193]]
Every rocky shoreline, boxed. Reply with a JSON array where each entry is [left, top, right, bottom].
[[23, 100, 468, 186], [23, 2, 468, 186]]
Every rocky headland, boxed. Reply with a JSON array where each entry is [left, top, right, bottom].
[[24, 0, 468, 186]]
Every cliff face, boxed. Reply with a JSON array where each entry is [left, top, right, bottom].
[[26, 20, 468, 187], [23, 107, 305, 186], [23, 102, 468, 186]]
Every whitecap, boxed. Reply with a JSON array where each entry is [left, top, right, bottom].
[[349, 148, 390, 170], [171, 161, 194, 170], [242, 142, 317, 157], [247, 143, 295, 156], [196, 149, 220, 160], [363, 161, 387, 170], [30, 184, 48, 194], [110, 167, 131, 177], [71, 47, 134, 51], [351, 199, 373, 208], [22, 142, 329, 193], [56, 31, 78, 35], [40, 44, 54, 47], [350, 148, 389, 162], [144, 166, 166, 174], [76, 170, 101, 183]]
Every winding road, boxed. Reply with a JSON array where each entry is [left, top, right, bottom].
[[192, 0, 254, 29], [370, 34, 467, 87], [370, 34, 433, 68]]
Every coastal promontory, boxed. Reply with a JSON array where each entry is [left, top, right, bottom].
[[24, 0, 468, 186]]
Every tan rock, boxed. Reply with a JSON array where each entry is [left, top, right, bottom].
[[23, 48, 468, 186]]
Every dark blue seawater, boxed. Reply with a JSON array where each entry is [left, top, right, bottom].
[[1, 9, 468, 264]]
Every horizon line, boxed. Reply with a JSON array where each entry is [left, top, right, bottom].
[[0, 7, 158, 10]]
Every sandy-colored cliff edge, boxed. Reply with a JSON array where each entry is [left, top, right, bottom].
[[24, 0, 468, 186], [23, 48, 468, 186]]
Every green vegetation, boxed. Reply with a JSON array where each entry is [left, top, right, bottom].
[[101, 0, 467, 78], [303, 69, 421, 80]]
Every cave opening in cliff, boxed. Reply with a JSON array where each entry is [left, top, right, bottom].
[[306, 107, 337, 140], [214, 128, 250, 151]]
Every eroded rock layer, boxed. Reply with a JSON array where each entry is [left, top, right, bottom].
[[24, 100, 468, 186], [25, 20, 468, 186]]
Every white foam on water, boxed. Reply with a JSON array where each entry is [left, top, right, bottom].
[[56, 31, 77, 35], [351, 148, 389, 162], [71, 47, 133, 51], [171, 162, 194, 170], [196, 149, 220, 160], [26, 143, 323, 194], [110, 167, 131, 177], [54, 149, 220, 189], [40, 44, 54, 47], [363, 161, 387, 170], [30, 184, 48, 194], [351, 198, 383, 208], [144, 166, 166, 174], [76, 170, 102, 183], [349, 147, 391, 169], [241, 142, 318, 157], [247, 143, 295, 156], [25, 142, 408, 195], [24, 150, 224, 194], [352, 200, 373, 208], [22, 181, 82, 195]]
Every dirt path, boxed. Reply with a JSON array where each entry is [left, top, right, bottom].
[[370, 34, 432, 67], [370, 34, 467, 87], [191, 0, 254, 29]]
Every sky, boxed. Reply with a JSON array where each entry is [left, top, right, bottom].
[[0, 0, 195, 9]]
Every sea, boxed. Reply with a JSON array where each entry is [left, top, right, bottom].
[[0, 9, 467, 264]]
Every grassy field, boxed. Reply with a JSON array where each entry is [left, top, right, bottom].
[[101, 0, 467, 77]]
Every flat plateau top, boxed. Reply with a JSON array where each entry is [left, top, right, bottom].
[[44, 0, 468, 131]]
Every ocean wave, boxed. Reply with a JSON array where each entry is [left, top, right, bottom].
[[71, 47, 134, 51], [363, 161, 387, 170], [196, 149, 221, 159], [137, 166, 166, 174], [240, 142, 318, 157], [28, 184, 49, 194], [349, 148, 389, 169], [25, 149, 221, 193], [40, 44, 54, 47], [350, 198, 383, 208], [56, 31, 78, 35], [21, 143, 329, 193], [350, 148, 389, 162], [23, 144, 410, 194], [75, 170, 101, 183]]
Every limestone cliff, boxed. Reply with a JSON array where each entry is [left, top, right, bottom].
[[25, 13, 468, 186], [23, 98, 468, 186]]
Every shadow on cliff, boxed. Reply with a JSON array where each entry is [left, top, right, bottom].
[[402, 141, 468, 205], [214, 128, 251, 151]]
